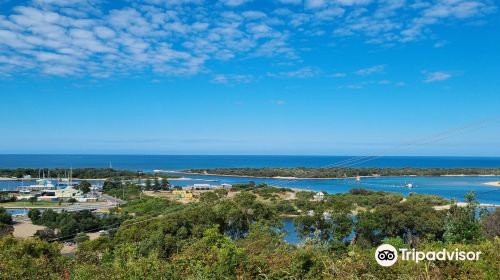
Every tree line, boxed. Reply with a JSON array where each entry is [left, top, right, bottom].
[[185, 167, 500, 178], [0, 168, 141, 179]]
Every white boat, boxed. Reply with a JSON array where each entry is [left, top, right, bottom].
[[404, 183, 414, 188], [23, 179, 56, 191]]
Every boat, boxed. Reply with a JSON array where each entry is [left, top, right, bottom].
[[404, 183, 414, 189], [23, 179, 56, 191]]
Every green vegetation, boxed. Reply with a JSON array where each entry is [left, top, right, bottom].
[[0, 207, 13, 238], [0, 168, 180, 180], [0, 187, 499, 279], [0, 193, 16, 203], [78, 180, 92, 194], [481, 208, 500, 238], [235, 183, 293, 200], [0, 200, 61, 207], [102, 177, 171, 200], [0, 168, 141, 179], [28, 196, 38, 205], [0, 207, 12, 226], [28, 209, 126, 241], [102, 179, 142, 201], [444, 192, 483, 244], [185, 167, 500, 178]]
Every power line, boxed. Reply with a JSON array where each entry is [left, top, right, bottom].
[[254, 115, 500, 190]]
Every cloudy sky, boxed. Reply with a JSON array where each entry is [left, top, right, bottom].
[[0, 0, 499, 155]]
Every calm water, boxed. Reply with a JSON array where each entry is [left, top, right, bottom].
[[2, 154, 499, 245], [161, 173, 500, 204], [1, 155, 500, 204], [1, 155, 500, 171]]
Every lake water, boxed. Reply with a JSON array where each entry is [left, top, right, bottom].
[[2, 155, 499, 245], [1, 155, 499, 204]]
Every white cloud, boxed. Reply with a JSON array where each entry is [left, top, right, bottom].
[[306, 0, 326, 9], [211, 74, 254, 84], [433, 40, 447, 48], [331, 72, 346, 78], [0, 0, 495, 77], [267, 66, 319, 78], [356, 65, 385, 75], [0, 1, 296, 77], [424, 71, 452, 83], [277, 0, 302, 4], [221, 0, 252, 7]]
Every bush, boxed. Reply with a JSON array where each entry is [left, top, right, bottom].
[[0, 207, 12, 224]]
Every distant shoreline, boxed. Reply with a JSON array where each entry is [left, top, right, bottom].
[[161, 170, 500, 181], [159, 170, 382, 180], [0, 177, 107, 181]]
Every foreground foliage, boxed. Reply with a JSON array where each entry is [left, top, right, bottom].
[[1, 188, 499, 279]]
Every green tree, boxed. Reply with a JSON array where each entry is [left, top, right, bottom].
[[34, 228, 57, 241], [39, 209, 59, 228], [28, 196, 38, 205], [172, 226, 243, 279], [0, 207, 13, 225], [145, 178, 152, 190], [28, 209, 41, 224], [160, 177, 170, 190], [444, 192, 482, 244], [153, 177, 160, 191], [0, 223, 13, 237], [75, 232, 90, 243], [481, 208, 500, 238], [78, 180, 92, 194], [0, 237, 67, 279]]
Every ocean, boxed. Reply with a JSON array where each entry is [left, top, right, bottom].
[[0, 154, 500, 171], [1, 155, 499, 204]]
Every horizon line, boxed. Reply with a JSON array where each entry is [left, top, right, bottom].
[[1, 154, 500, 158]]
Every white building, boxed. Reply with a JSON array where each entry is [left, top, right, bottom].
[[38, 188, 80, 201], [313, 192, 325, 200]]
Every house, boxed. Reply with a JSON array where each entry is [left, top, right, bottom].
[[220, 183, 233, 190], [313, 192, 325, 200], [172, 189, 185, 198], [191, 184, 211, 191], [172, 189, 193, 199]]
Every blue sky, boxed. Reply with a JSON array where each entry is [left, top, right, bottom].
[[0, 0, 499, 155]]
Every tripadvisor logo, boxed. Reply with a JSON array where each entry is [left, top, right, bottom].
[[375, 244, 482, 267], [375, 244, 398, 267]]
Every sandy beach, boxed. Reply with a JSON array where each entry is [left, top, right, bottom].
[[166, 177, 193, 180]]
